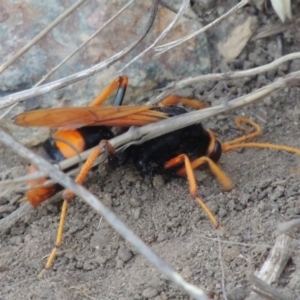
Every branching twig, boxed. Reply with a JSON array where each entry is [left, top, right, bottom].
[[118, 0, 190, 72], [154, 0, 249, 54], [0, 0, 158, 109], [0, 202, 33, 233], [0, 127, 208, 300], [218, 232, 228, 300], [158, 0, 195, 20], [149, 52, 300, 104]]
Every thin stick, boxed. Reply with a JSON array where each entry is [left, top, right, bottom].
[[0, 202, 33, 233], [149, 52, 300, 103], [0, 0, 87, 75], [248, 275, 291, 300], [0, 128, 208, 300], [246, 235, 293, 300], [154, 0, 249, 54], [0, 0, 158, 110], [158, 0, 195, 20], [217, 232, 228, 300], [118, 0, 190, 72]]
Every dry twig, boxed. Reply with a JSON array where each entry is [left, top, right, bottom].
[[154, 0, 249, 54], [150, 52, 300, 103], [119, 0, 190, 72], [246, 234, 294, 300], [217, 232, 228, 300], [248, 275, 291, 300], [158, 0, 195, 20]]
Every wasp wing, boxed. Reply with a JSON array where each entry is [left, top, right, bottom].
[[14, 106, 168, 128]]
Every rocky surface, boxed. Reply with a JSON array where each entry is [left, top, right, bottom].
[[1, 0, 300, 299]]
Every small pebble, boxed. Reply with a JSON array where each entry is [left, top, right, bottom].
[[129, 197, 142, 208], [218, 207, 227, 218], [117, 246, 133, 262], [258, 190, 268, 200], [83, 260, 95, 271], [270, 191, 283, 201], [10, 225, 25, 236], [258, 178, 272, 190], [182, 266, 192, 280], [133, 207, 142, 220], [227, 200, 235, 211], [0, 205, 15, 214], [10, 236, 23, 246], [103, 193, 113, 206], [226, 286, 248, 300], [142, 287, 158, 299], [116, 258, 124, 269], [152, 175, 165, 189], [223, 246, 240, 263]]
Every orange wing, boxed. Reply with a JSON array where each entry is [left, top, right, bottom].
[[14, 106, 168, 128]]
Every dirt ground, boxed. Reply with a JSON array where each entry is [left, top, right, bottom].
[[1, 3, 300, 300]]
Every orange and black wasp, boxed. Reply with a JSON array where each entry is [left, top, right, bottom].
[[14, 76, 300, 274]]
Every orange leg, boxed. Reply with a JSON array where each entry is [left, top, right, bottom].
[[222, 117, 300, 156], [222, 117, 262, 148], [164, 154, 220, 229], [40, 140, 115, 276], [89, 76, 128, 107], [159, 95, 208, 110], [174, 156, 233, 191]]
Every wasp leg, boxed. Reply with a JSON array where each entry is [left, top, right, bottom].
[[39, 140, 115, 276], [223, 117, 262, 147], [164, 154, 220, 229], [174, 156, 233, 191], [38, 199, 69, 278], [89, 76, 128, 107], [222, 117, 300, 155], [159, 95, 208, 110]]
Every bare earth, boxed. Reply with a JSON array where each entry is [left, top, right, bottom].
[[1, 6, 300, 300]]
